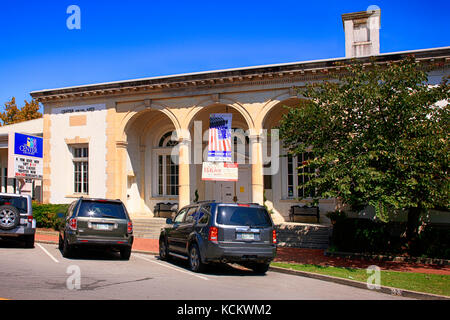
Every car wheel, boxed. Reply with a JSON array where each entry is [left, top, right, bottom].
[[188, 243, 205, 273], [250, 262, 270, 275], [120, 246, 132, 260], [58, 234, 63, 250], [62, 235, 73, 258], [159, 237, 170, 261], [0, 205, 20, 230], [23, 234, 35, 248]]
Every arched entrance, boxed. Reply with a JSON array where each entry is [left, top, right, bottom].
[[187, 103, 253, 204], [123, 107, 179, 216]]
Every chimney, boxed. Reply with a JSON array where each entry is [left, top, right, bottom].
[[342, 9, 380, 58]]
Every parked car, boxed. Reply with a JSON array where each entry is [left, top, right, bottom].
[[159, 201, 277, 274], [58, 197, 133, 260], [0, 193, 35, 248]]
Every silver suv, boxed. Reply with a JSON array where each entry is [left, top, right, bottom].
[[0, 193, 36, 248]]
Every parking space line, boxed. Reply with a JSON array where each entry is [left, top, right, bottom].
[[36, 243, 59, 263], [133, 254, 209, 281]]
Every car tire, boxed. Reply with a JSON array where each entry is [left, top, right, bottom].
[[120, 246, 132, 260], [250, 262, 270, 275], [62, 235, 74, 258], [23, 234, 35, 248], [188, 243, 205, 273], [159, 237, 170, 261], [0, 205, 20, 231], [58, 234, 63, 250]]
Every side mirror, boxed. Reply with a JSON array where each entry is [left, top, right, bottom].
[[166, 218, 173, 224], [57, 213, 65, 219]]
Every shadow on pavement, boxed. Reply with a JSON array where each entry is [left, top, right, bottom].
[[157, 255, 264, 277]]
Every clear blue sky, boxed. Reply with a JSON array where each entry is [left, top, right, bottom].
[[0, 0, 449, 112]]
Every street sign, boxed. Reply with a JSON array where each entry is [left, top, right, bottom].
[[8, 132, 43, 180]]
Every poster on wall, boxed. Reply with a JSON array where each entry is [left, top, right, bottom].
[[201, 162, 238, 182], [8, 132, 43, 180], [208, 113, 232, 162]]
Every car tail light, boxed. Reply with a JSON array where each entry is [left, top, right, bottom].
[[272, 229, 277, 244], [208, 226, 218, 243], [69, 218, 77, 230], [238, 204, 250, 207], [127, 221, 133, 234], [27, 215, 33, 223]]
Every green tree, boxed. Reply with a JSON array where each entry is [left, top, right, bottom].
[[0, 97, 42, 125], [278, 57, 449, 242]]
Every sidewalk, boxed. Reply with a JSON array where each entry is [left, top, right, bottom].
[[35, 230, 450, 276]]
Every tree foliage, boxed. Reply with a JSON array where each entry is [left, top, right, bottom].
[[278, 57, 449, 237], [0, 97, 42, 126]]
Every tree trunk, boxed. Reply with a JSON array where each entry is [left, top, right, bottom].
[[406, 207, 423, 242]]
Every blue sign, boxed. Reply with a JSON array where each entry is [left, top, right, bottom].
[[14, 133, 43, 158]]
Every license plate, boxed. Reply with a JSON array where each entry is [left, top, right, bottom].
[[240, 233, 255, 240], [94, 223, 112, 231]]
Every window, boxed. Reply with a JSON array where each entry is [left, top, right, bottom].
[[72, 146, 88, 194], [185, 207, 198, 223], [174, 208, 187, 223], [155, 131, 179, 197], [158, 155, 179, 196], [286, 152, 316, 199], [197, 206, 210, 225]]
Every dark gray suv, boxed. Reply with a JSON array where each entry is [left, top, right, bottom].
[[58, 198, 133, 260], [159, 202, 277, 274]]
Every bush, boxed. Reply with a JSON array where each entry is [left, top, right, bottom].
[[331, 218, 450, 259], [32, 203, 69, 230]]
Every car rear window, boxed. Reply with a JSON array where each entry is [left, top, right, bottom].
[[78, 201, 127, 219], [216, 206, 272, 227], [0, 196, 28, 213]]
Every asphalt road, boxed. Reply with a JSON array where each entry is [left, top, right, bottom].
[[0, 240, 410, 300]]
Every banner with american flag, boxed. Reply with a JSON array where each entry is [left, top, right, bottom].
[[208, 113, 232, 162]]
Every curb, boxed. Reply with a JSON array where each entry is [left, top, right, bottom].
[[324, 251, 450, 266], [269, 265, 450, 300]]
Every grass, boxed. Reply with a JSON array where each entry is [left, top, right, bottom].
[[271, 262, 450, 297]]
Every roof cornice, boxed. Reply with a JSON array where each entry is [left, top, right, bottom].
[[30, 46, 450, 103]]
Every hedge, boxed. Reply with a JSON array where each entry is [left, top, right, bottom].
[[331, 218, 450, 259], [32, 203, 70, 230]]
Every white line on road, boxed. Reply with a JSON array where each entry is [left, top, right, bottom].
[[133, 254, 209, 281], [36, 243, 59, 263]]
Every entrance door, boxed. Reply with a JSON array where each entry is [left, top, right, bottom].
[[212, 165, 251, 203], [215, 181, 235, 203]]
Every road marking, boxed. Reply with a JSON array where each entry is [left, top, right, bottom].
[[37, 243, 59, 263], [133, 254, 209, 281]]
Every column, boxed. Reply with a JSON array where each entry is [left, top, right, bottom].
[[250, 134, 264, 205], [178, 137, 191, 208], [115, 140, 128, 202]]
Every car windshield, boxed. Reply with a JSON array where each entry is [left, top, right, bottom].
[[0, 196, 28, 213], [78, 201, 127, 219], [216, 206, 272, 227]]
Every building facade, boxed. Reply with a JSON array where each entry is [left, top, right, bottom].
[[27, 11, 449, 224]]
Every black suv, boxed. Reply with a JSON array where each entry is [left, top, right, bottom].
[[159, 202, 277, 274], [58, 198, 133, 260]]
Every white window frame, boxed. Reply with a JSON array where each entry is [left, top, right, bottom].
[[283, 152, 316, 200], [71, 145, 89, 195], [152, 133, 179, 198]]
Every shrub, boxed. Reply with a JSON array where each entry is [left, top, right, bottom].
[[32, 203, 69, 230], [331, 218, 450, 259]]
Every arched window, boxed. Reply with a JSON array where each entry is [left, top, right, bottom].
[[158, 132, 178, 147], [155, 132, 179, 196]]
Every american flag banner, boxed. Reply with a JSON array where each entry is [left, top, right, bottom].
[[208, 113, 232, 162]]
